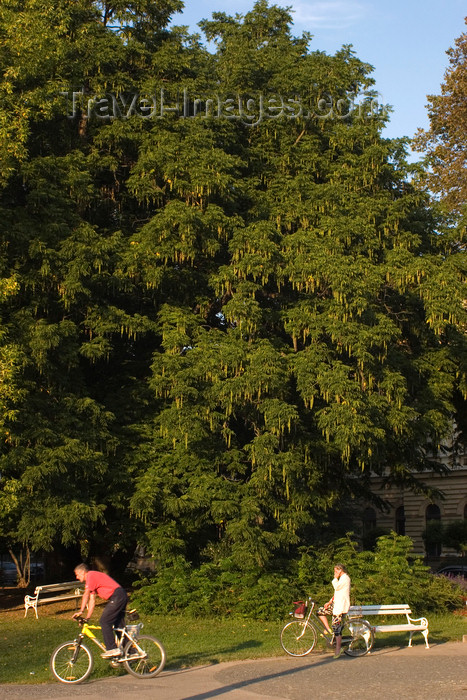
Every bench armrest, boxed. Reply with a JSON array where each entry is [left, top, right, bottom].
[[24, 594, 38, 603], [407, 615, 428, 627]]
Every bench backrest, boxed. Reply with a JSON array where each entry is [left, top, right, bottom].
[[34, 581, 84, 594], [349, 604, 412, 616]]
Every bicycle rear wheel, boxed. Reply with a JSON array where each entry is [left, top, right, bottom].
[[343, 619, 374, 657], [50, 640, 93, 684], [280, 620, 317, 656], [123, 634, 166, 678]]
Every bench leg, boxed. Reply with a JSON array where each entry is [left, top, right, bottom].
[[422, 629, 429, 649], [24, 603, 39, 619], [24, 605, 39, 619], [24, 598, 39, 619], [408, 630, 429, 648]]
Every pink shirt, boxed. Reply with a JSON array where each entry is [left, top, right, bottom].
[[85, 571, 120, 600]]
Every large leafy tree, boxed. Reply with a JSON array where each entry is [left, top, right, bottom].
[[0, 0, 188, 575], [413, 17, 467, 217], [412, 17, 467, 452], [127, 4, 467, 568], [0, 1, 465, 578]]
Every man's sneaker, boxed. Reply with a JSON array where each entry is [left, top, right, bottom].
[[101, 648, 122, 658], [332, 648, 343, 659]]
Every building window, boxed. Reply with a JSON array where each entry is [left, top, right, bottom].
[[363, 507, 376, 534], [361, 506, 378, 549], [395, 506, 405, 536], [425, 504, 442, 557]]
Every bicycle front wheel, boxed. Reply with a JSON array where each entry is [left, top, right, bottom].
[[280, 620, 317, 656], [50, 640, 93, 684], [343, 619, 374, 657], [123, 634, 166, 678]]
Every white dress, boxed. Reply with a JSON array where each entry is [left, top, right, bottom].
[[332, 573, 351, 616]]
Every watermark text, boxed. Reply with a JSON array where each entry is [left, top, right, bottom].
[[60, 88, 387, 126]]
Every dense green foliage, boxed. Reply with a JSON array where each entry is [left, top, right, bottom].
[[423, 519, 467, 555], [132, 534, 464, 618], [0, 1, 466, 577], [413, 17, 467, 219]]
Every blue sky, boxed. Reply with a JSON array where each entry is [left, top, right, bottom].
[[171, 0, 466, 147]]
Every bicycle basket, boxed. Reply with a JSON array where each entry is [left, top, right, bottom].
[[126, 623, 142, 638], [293, 601, 307, 619]]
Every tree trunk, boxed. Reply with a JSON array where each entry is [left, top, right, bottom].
[[8, 547, 30, 588]]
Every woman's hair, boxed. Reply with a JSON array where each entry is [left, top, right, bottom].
[[74, 563, 89, 574], [334, 563, 348, 574]]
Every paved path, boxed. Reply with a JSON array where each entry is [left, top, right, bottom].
[[1, 642, 466, 700]]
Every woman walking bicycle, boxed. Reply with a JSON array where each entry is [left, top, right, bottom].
[[317, 563, 351, 659], [280, 598, 373, 658]]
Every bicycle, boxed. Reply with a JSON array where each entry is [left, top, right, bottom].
[[280, 598, 374, 657], [50, 611, 166, 684]]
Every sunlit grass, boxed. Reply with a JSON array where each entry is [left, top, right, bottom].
[[0, 602, 284, 684]]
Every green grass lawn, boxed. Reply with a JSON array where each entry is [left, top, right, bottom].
[[0, 596, 465, 685]]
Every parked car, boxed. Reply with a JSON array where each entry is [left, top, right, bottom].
[[0, 562, 18, 584], [436, 565, 467, 580], [0, 560, 44, 584]]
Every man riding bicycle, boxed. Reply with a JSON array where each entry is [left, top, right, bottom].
[[73, 563, 127, 658]]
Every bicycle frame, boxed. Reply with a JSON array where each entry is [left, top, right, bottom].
[[292, 598, 367, 644], [292, 599, 333, 641], [51, 615, 166, 684], [281, 598, 374, 658], [78, 622, 106, 652], [76, 620, 145, 662]]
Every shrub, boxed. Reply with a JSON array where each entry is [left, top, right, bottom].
[[132, 556, 298, 619], [442, 520, 467, 555], [130, 533, 464, 619]]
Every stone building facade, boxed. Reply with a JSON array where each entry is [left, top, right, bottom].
[[362, 434, 467, 563]]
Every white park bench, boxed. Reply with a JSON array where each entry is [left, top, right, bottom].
[[349, 604, 429, 648], [24, 581, 84, 619]]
